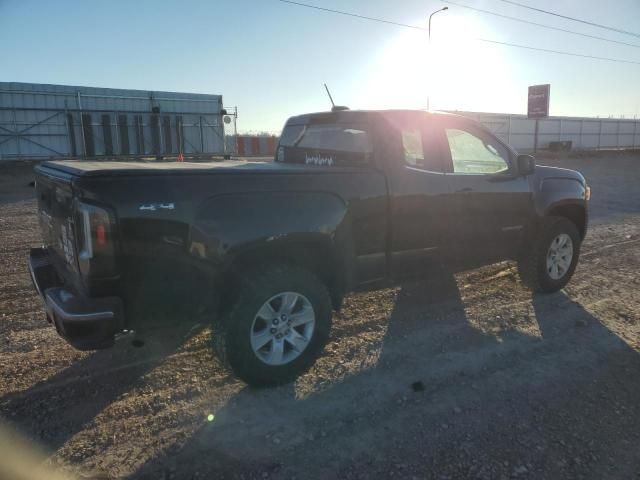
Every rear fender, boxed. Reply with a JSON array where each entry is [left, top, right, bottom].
[[191, 191, 352, 293]]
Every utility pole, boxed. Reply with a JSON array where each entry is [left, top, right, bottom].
[[427, 6, 448, 111]]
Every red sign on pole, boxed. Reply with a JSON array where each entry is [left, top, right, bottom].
[[528, 84, 550, 119]]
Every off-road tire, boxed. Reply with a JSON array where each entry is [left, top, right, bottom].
[[518, 216, 581, 293], [213, 264, 332, 387]]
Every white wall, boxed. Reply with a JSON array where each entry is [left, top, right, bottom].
[[451, 111, 640, 152]]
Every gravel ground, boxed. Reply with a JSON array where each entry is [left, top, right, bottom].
[[1, 153, 640, 479]]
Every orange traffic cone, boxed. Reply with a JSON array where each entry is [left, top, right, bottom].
[[177, 152, 184, 162]]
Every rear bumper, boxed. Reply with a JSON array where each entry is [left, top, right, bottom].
[[29, 247, 124, 350]]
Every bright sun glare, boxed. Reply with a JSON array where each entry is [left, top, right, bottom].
[[357, 13, 513, 112]]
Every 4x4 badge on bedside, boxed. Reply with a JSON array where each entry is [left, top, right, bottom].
[[139, 203, 175, 211]]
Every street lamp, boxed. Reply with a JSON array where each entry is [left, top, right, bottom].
[[428, 6, 448, 42], [427, 6, 448, 110]]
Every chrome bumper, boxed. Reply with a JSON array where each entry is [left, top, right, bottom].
[[29, 247, 124, 350]]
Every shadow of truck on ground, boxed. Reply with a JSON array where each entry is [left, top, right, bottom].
[[131, 272, 640, 479]]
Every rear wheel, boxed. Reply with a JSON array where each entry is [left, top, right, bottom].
[[214, 264, 332, 386], [518, 216, 581, 293]]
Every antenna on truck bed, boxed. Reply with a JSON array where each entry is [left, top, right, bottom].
[[324, 84, 349, 112]]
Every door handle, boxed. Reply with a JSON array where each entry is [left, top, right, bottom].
[[456, 187, 473, 193]]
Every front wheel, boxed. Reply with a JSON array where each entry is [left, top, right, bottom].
[[518, 216, 582, 293], [214, 264, 333, 387]]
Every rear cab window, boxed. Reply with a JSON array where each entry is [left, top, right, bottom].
[[276, 120, 372, 166]]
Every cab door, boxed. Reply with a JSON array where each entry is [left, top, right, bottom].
[[435, 117, 534, 263], [381, 112, 451, 280]]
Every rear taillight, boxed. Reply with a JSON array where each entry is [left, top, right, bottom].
[[75, 201, 117, 278]]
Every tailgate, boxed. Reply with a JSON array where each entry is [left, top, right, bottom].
[[35, 166, 82, 290]]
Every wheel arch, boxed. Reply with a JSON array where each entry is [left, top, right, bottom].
[[545, 202, 587, 240], [221, 235, 347, 311]]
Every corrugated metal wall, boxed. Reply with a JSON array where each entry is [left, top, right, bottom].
[[0, 82, 226, 160], [453, 111, 640, 151]]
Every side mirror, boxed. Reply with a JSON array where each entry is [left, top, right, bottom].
[[517, 154, 536, 176]]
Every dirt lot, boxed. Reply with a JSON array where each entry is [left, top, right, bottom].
[[1, 152, 640, 479]]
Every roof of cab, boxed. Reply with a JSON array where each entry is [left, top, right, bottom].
[[285, 109, 461, 126]]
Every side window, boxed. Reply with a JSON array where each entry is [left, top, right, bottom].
[[277, 123, 371, 165], [401, 129, 424, 167], [445, 127, 510, 174], [400, 128, 444, 172]]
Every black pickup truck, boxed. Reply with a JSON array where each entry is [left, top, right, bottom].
[[29, 109, 589, 385]]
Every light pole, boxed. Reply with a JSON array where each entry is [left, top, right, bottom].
[[427, 6, 448, 111]]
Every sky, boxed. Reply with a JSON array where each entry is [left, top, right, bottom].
[[2, 0, 639, 133]]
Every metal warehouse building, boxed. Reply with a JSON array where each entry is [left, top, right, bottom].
[[0, 82, 228, 160]]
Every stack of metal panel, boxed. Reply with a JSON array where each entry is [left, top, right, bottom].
[[0, 82, 226, 160]]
